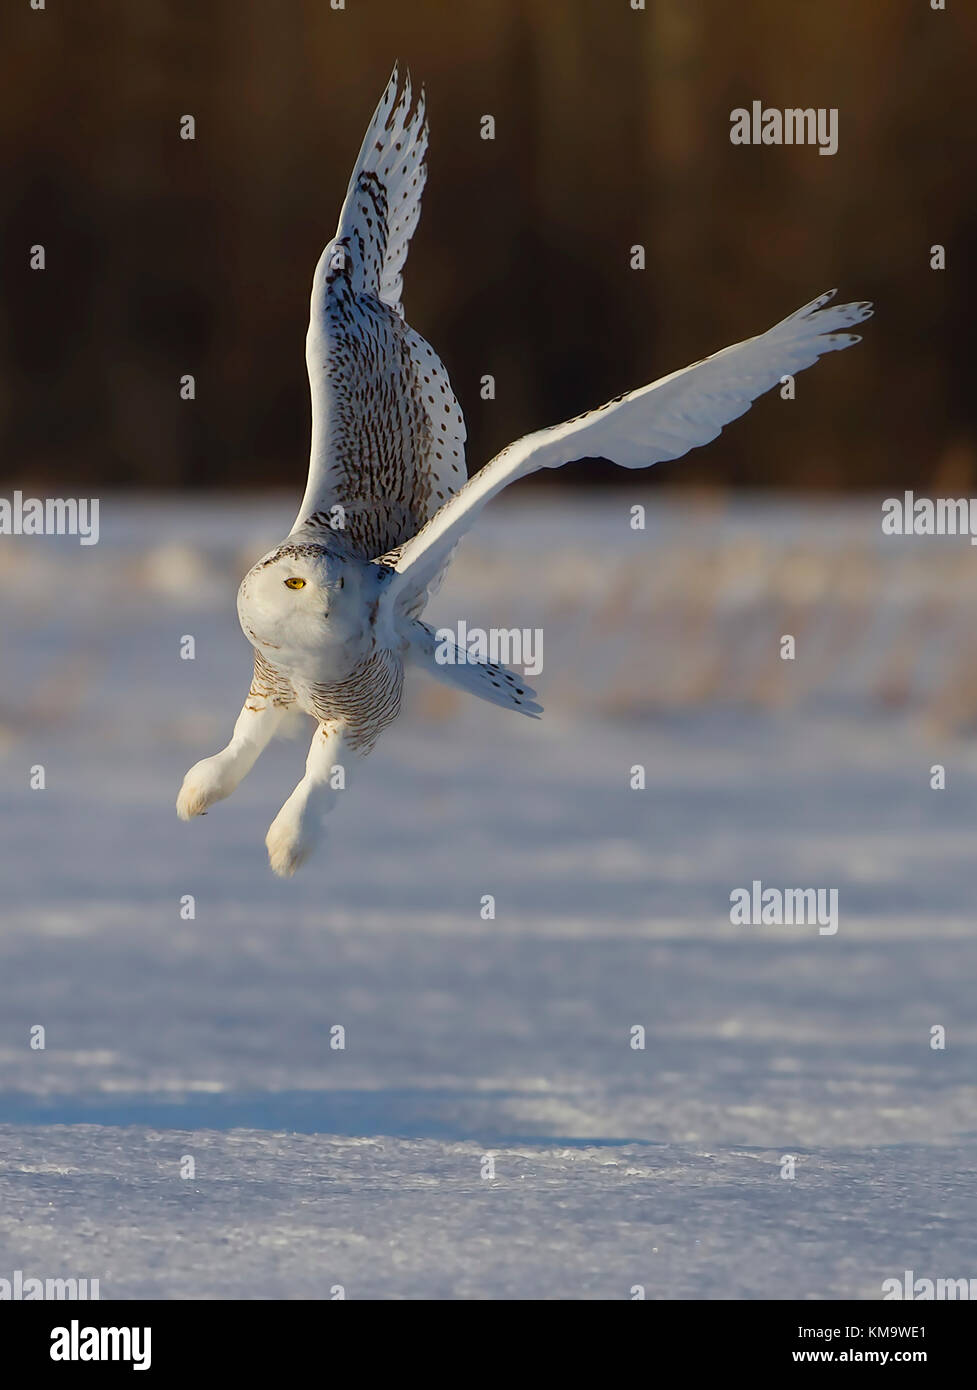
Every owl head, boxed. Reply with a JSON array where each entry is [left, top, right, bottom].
[[236, 540, 370, 673]]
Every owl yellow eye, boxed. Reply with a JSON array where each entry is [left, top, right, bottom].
[[284, 577, 306, 590]]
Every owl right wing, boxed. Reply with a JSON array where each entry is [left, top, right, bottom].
[[381, 290, 873, 613], [291, 67, 466, 560]]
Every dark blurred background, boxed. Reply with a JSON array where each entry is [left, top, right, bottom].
[[1, 0, 975, 495]]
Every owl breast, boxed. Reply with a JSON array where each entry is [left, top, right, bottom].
[[301, 646, 405, 752]]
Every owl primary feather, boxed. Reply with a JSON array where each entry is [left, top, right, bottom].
[[177, 66, 872, 876]]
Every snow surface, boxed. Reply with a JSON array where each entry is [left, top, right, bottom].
[[0, 494, 975, 1299]]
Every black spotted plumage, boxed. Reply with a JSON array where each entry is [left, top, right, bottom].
[[291, 68, 466, 571]]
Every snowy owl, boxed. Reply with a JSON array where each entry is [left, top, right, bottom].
[[177, 67, 872, 876]]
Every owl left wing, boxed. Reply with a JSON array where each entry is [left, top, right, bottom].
[[381, 290, 873, 611], [291, 67, 466, 558]]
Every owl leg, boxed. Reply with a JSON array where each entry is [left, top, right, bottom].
[[265, 721, 351, 877], [177, 695, 286, 820]]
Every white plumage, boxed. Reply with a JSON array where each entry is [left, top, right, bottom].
[[176, 67, 872, 876]]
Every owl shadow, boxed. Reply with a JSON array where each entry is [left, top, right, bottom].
[[0, 1087, 648, 1147]]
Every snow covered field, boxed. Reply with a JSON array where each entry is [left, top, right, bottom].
[[1, 494, 975, 1299]]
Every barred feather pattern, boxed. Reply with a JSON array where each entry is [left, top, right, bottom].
[[308, 648, 404, 752], [293, 67, 466, 569], [250, 651, 296, 709], [251, 642, 404, 752]]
